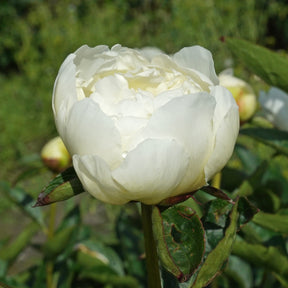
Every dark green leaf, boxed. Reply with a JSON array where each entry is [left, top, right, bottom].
[[0, 281, 15, 288], [240, 128, 288, 157], [237, 197, 259, 228], [153, 205, 205, 282], [200, 186, 233, 203], [34, 167, 85, 207], [116, 205, 145, 282], [224, 255, 253, 288], [202, 199, 232, 229], [192, 199, 239, 288], [225, 37, 288, 92], [0, 181, 45, 227], [235, 143, 261, 175]]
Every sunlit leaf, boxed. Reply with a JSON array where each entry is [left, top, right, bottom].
[[34, 167, 85, 207], [225, 37, 288, 92], [192, 199, 239, 288]]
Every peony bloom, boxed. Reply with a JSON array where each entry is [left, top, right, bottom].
[[52, 44, 239, 205], [219, 69, 257, 123], [259, 87, 288, 131], [41, 136, 71, 173]]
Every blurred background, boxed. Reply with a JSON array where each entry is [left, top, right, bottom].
[[1, 0, 288, 182], [1, 1, 288, 287]]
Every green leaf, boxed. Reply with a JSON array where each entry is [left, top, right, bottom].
[[116, 206, 145, 281], [237, 197, 259, 228], [153, 205, 205, 282], [200, 186, 233, 203], [0, 222, 39, 264], [235, 144, 261, 175], [0, 281, 15, 288], [225, 37, 288, 92], [75, 240, 125, 276], [240, 128, 288, 157], [224, 255, 253, 288], [78, 271, 139, 288], [34, 167, 85, 206], [192, 199, 239, 288], [232, 238, 288, 281], [43, 206, 81, 260], [0, 181, 45, 227], [252, 211, 288, 234], [202, 199, 233, 229]]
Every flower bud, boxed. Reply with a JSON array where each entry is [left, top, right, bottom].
[[259, 87, 288, 131], [52, 44, 239, 205], [219, 70, 257, 123], [41, 137, 71, 173]]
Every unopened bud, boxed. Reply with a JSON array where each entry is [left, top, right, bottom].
[[41, 137, 71, 173], [219, 70, 257, 123]]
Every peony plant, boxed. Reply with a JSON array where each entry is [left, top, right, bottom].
[[52, 44, 239, 205]]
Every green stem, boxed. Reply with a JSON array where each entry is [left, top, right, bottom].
[[211, 172, 222, 189], [141, 203, 162, 288]]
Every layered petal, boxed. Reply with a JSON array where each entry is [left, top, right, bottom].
[[73, 154, 128, 205], [112, 138, 190, 204], [52, 53, 79, 137], [63, 98, 122, 168], [204, 87, 239, 180], [173, 46, 219, 85], [139, 93, 216, 192]]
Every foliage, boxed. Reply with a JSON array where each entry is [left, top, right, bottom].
[[1, 1, 288, 288], [0, 0, 285, 179]]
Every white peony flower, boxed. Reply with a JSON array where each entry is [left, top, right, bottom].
[[259, 87, 288, 131], [52, 44, 239, 205], [219, 69, 257, 122]]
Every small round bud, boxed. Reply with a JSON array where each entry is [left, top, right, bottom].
[[41, 137, 71, 173], [219, 70, 257, 123]]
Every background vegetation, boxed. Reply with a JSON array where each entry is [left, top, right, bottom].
[[1, 0, 288, 181], [1, 1, 288, 287]]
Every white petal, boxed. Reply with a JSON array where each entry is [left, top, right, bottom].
[[115, 117, 148, 152], [52, 53, 78, 136], [73, 155, 128, 205], [173, 46, 219, 85], [112, 138, 189, 204], [204, 106, 239, 180], [64, 98, 122, 168], [210, 85, 238, 132], [139, 93, 216, 191]]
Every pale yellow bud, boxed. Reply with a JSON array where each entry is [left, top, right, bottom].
[[41, 136, 71, 173], [219, 71, 257, 123]]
